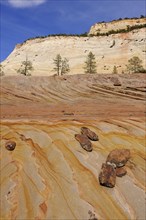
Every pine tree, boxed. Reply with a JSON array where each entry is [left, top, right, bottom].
[[126, 56, 143, 73], [61, 58, 70, 75], [84, 52, 97, 74], [17, 57, 33, 76], [53, 54, 70, 76], [53, 54, 62, 76]]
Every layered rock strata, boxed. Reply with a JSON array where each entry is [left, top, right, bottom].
[[1, 119, 145, 220], [89, 18, 146, 35], [1, 18, 146, 75], [0, 74, 146, 219]]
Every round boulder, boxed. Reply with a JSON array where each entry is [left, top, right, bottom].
[[5, 141, 16, 151]]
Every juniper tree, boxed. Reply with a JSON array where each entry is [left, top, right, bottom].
[[126, 56, 143, 73], [17, 57, 33, 76], [84, 52, 97, 74]]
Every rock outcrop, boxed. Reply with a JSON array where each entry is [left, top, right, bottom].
[[1, 18, 146, 75], [88, 18, 146, 35], [0, 74, 146, 219]]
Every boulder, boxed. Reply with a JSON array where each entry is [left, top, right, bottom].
[[81, 127, 99, 141], [116, 167, 127, 177], [111, 77, 121, 86], [75, 134, 93, 152], [99, 163, 116, 188], [5, 141, 16, 151], [106, 149, 130, 167]]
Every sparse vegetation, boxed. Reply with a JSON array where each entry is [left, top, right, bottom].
[[0, 64, 4, 76], [17, 57, 33, 76], [21, 15, 146, 44], [89, 23, 146, 37], [126, 56, 144, 73], [138, 68, 146, 73], [112, 66, 118, 74], [84, 52, 97, 74], [23, 32, 88, 43], [53, 54, 70, 76], [140, 15, 145, 18]]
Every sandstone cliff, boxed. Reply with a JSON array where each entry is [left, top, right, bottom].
[[88, 18, 146, 35], [1, 18, 146, 75]]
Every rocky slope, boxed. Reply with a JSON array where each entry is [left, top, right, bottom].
[[1, 18, 146, 75], [88, 18, 146, 35], [0, 74, 146, 220]]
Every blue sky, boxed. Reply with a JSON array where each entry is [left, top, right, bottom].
[[0, 0, 145, 61]]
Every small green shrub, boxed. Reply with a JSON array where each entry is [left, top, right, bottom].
[[139, 68, 146, 73], [112, 66, 118, 74]]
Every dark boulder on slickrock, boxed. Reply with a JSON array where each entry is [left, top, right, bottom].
[[106, 149, 130, 168], [99, 163, 116, 188], [5, 141, 16, 151], [81, 127, 99, 141], [111, 77, 122, 86], [116, 167, 127, 177], [75, 134, 93, 152]]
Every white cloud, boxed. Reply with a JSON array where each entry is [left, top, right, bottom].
[[8, 0, 46, 8]]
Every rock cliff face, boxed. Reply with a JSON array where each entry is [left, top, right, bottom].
[[2, 18, 146, 75], [88, 18, 146, 35]]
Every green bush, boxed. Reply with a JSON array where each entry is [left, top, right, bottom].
[[126, 56, 144, 73], [139, 68, 146, 73], [112, 66, 118, 74]]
